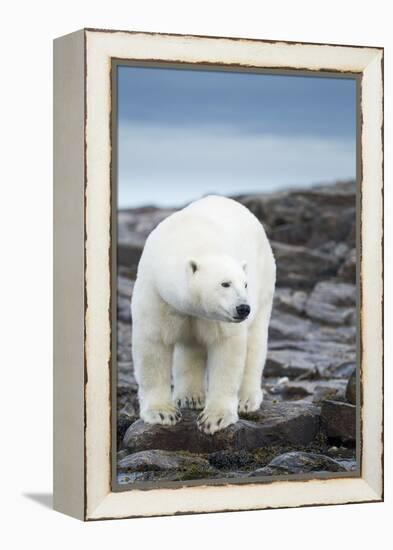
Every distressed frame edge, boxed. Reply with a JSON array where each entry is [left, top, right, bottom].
[[81, 29, 383, 521], [53, 29, 86, 521]]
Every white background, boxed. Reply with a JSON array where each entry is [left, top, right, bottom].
[[1, 1, 391, 548]]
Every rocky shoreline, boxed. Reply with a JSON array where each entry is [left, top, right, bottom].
[[116, 181, 358, 485]]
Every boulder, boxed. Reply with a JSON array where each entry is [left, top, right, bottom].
[[123, 403, 320, 454], [321, 400, 356, 441]]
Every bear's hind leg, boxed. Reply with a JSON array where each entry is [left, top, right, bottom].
[[133, 334, 181, 426], [173, 344, 206, 410]]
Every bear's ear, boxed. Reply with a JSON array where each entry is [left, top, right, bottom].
[[188, 259, 198, 274], [241, 261, 247, 273]]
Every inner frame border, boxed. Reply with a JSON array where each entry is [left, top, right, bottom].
[[109, 58, 363, 494]]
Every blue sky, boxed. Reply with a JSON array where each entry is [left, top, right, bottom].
[[117, 65, 357, 208]]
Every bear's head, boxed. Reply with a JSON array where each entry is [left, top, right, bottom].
[[187, 254, 250, 323]]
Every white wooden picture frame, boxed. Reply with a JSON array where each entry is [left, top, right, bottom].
[[53, 28, 383, 521]]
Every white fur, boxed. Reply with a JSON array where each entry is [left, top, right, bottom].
[[131, 195, 276, 434]]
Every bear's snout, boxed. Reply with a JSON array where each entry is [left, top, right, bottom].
[[235, 303, 250, 319]]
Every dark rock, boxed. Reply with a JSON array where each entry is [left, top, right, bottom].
[[309, 208, 356, 247], [265, 349, 318, 378], [249, 451, 348, 476], [239, 182, 355, 249], [266, 379, 347, 404], [304, 281, 356, 326], [338, 248, 356, 282], [326, 445, 355, 459], [292, 182, 355, 208], [267, 337, 355, 380], [305, 301, 354, 326], [239, 192, 314, 235], [123, 403, 320, 454], [117, 413, 136, 448], [208, 449, 257, 470], [118, 449, 212, 473], [271, 241, 340, 288], [269, 311, 313, 341], [321, 400, 356, 441], [117, 237, 145, 269], [346, 370, 357, 405]]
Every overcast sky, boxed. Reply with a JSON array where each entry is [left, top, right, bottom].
[[117, 65, 357, 208]]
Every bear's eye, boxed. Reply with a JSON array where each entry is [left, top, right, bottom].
[[221, 282, 231, 288], [245, 283, 248, 288]]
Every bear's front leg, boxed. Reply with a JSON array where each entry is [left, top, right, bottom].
[[133, 335, 181, 426], [197, 334, 247, 434]]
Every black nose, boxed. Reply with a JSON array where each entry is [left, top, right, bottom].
[[236, 304, 250, 318]]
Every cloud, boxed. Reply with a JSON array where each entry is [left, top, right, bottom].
[[118, 122, 356, 208]]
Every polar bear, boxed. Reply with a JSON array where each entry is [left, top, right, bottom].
[[131, 195, 276, 434]]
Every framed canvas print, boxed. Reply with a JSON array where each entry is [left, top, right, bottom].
[[53, 28, 384, 521]]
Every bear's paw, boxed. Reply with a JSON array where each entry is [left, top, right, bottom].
[[238, 388, 263, 413], [141, 403, 181, 426], [174, 393, 205, 410], [197, 406, 238, 435]]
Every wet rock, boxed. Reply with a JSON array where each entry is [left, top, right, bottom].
[[118, 449, 212, 473], [249, 451, 348, 476], [321, 400, 356, 441], [346, 370, 357, 405], [123, 403, 320, 454], [271, 241, 340, 289]]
